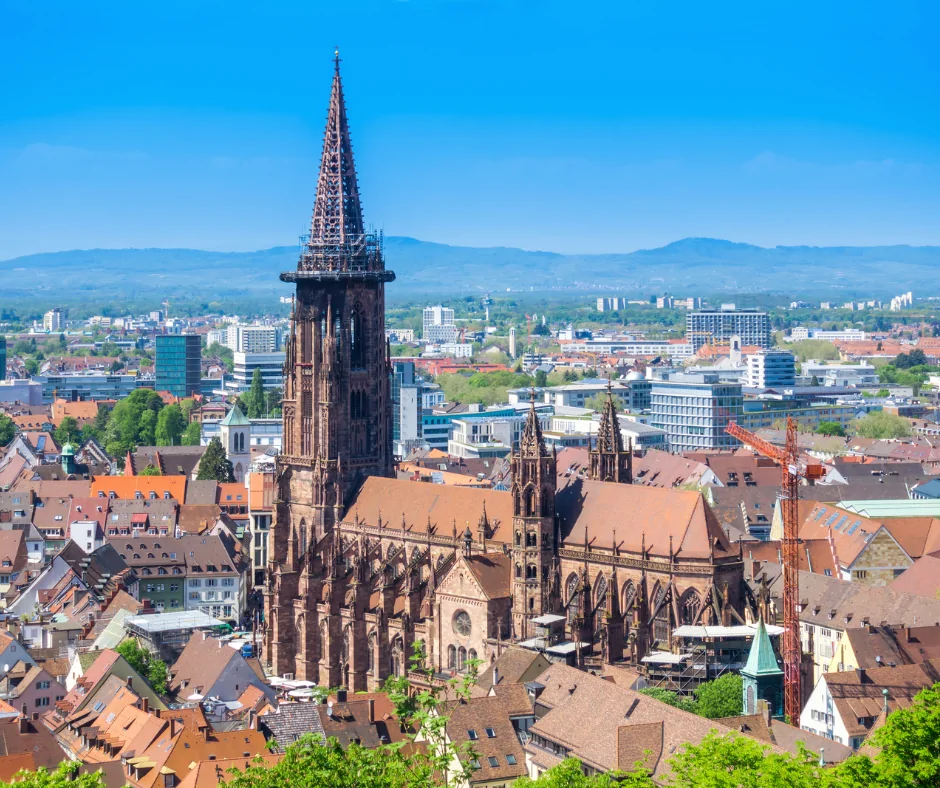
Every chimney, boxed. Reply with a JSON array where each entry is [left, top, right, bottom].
[[493, 666, 499, 687], [336, 689, 347, 703], [248, 709, 257, 730], [751, 561, 761, 581], [141, 697, 149, 713], [126, 676, 133, 689], [756, 698, 771, 726], [367, 699, 375, 724], [856, 667, 866, 683], [18, 704, 28, 734], [202, 630, 209, 641], [169, 718, 177, 738], [906, 626, 912, 643]]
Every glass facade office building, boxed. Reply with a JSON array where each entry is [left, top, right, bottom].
[[0, 336, 5, 380], [650, 374, 744, 453], [155, 334, 202, 398]]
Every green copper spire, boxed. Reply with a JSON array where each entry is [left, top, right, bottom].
[[743, 618, 783, 677]]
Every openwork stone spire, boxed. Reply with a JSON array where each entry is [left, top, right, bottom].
[[519, 390, 549, 458], [596, 378, 625, 456], [589, 378, 633, 483], [296, 48, 383, 275]]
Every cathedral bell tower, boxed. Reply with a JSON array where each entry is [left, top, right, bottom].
[[510, 394, 557, 640], [589, 378, 632, 483], [265, 51, 395, 678]]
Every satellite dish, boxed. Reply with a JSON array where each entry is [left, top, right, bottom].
[[2, 665, 8, 673]]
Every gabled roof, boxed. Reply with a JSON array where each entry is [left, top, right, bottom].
[[167, 633, 238, 698], [555, 475, 733, 560], [529, 663, 767, 777], [464, 553, 512, 600]]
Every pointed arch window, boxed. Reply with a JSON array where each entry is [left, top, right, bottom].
[[680, 589, 701, 626], [350, 310, 364, 368], [299, 520, 308, 557], [565, 573, 580, 623], [447, 645, 456, 669], [594, 574, 609, 613]]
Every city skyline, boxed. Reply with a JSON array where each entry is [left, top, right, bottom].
[[2, 0, 939, 261]]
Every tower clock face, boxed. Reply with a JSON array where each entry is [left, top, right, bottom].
[[453, 610, 472, 637]]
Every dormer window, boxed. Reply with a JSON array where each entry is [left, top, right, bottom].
[[135, 492, 143, 500], [164, 492, 171, 500], [149, 492, 157, 500]]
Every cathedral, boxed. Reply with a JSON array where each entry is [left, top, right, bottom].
[[263, 55, 747, 689]]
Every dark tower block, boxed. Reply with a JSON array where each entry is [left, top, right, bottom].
[[265, 53, 395, 678], [589, 379, 632, 483], [510, 397, 557, 640]]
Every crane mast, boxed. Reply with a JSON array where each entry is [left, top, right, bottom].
[[725, 416, 824, 722]]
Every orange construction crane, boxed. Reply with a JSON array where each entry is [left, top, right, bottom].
[[725, 417, 825, 722]]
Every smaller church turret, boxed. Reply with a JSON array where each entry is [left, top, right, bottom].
[[742, 617, 784, 719], [589, 377, 632, 483], [219, 404, 251, 483]]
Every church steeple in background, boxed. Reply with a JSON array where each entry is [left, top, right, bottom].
[[590, 378, 633, 483]]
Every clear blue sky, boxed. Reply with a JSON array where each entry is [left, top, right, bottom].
[[1, 0, 938, 260]]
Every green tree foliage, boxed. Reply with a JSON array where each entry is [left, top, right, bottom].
[[0, 761, 107, 788], [103, 388, 165, 457], [137, 409, 157, 446], [0, 414, 17, 447], [155, 404, 185, 446], [534, 369, 549, 387], [196, 437, 235, 482], [265, 387, 282, 417], [788, 340, 841, 362], [667, 732, 825, 788], [854, 412, 913, 439], [180, 422, 202, 446], [877, 364, 929, 394], [147, 660, 169, 696], [24, 358, 39, 376], [205, 342, 235, 373], [638, 687, 698, 713], [816, 421, 846, 437], [894, 349, 928, 369], [843, 682, 940, 788], [116, 639, 148, 674], [692, 672, 743, 719], [246, 368, 266, 418], [53, 416, 81, 446], [584, 393, 623, 413], [436, 371, 534, 406], [516, 757, 651, 787], [115, 639, 168, 696], [139, 464, 161, 476]]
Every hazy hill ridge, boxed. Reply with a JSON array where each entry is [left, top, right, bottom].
[[3, 237, 939, 301]]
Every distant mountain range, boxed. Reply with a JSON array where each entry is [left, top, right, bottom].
[[3, 237, 940, 305]]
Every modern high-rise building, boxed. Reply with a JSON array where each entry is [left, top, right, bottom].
[[232, 352, 286, 392], [0, 336, 6, 381], [686, 305, 771, 351], [422, 305, 457, 343], [650, 374, 743, 452], [746, 349, 796, 389], [509, 327, 517, 359], [43, 308, 63, 332], [155, 334, 202, 398], [218, 324, 280, 353]]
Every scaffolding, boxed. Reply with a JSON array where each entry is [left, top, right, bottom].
[[641, 624, 784, 696]]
